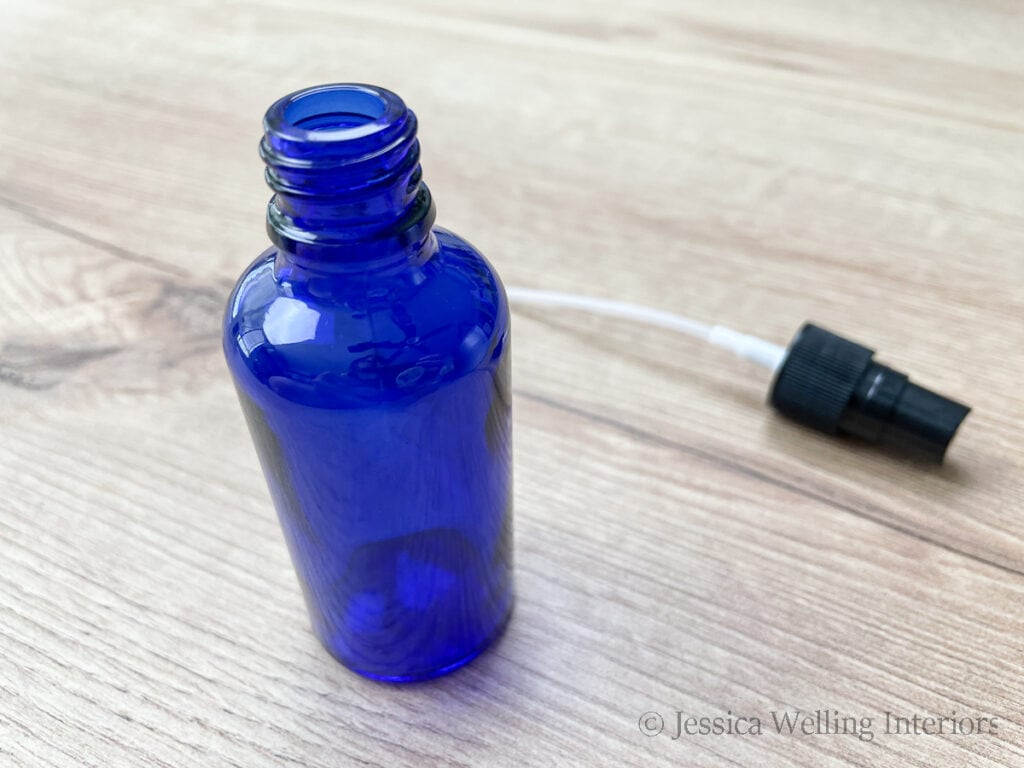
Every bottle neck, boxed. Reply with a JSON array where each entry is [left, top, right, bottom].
[[260, 84, 437, 276]]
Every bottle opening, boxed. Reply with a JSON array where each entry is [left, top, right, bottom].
[[285, 89, 385, 131], [260, 83, 435, 262], [266, 84, 406, 144]]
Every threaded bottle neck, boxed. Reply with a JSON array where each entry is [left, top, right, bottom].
[[260, 84, 436, 269]]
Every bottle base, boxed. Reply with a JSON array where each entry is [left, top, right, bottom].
[[321, 599, 514, 683]]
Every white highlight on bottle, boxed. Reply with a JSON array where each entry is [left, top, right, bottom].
[[505, 286, 786, 372]]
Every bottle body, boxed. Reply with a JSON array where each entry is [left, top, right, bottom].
[[223, 85, 513, 681]]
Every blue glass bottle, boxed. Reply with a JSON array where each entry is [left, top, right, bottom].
[[223, 84, 513, 681]]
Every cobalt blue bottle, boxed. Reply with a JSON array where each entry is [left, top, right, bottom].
[[223, 84, 513, 681]]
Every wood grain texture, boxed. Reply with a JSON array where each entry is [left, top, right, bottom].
[[1, 1, 1022, 765]]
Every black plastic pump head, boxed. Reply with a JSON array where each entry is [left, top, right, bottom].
[[769, 324, 970, 462]]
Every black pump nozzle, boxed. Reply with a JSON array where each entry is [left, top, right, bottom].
[[769, 323, 970, 462]]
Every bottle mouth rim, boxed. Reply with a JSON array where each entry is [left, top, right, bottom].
[[264, 83, 407, 144]]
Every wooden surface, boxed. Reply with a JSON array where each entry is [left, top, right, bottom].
[[2, 1, 1023, 765]]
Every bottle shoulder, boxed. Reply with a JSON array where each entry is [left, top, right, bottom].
[[223, 230, 509, 407]]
